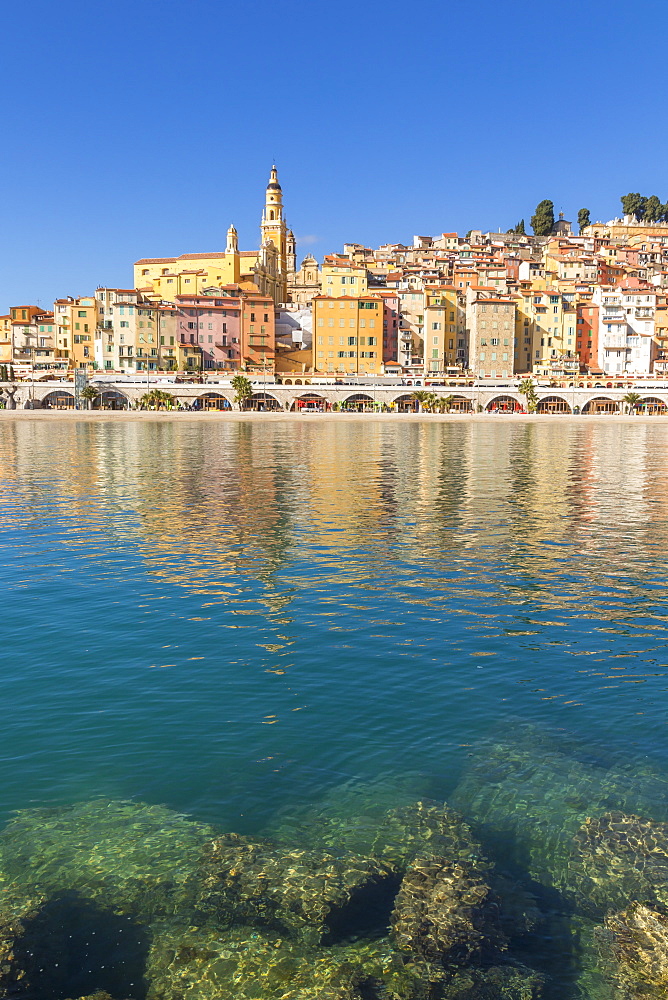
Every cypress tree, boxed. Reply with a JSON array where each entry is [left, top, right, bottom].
[[531, 200, 555, 236]]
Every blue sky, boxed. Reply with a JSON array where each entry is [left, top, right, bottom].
[[2, 0, 668, 308]]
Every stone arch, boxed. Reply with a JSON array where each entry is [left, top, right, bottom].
[[291, 393, 327, 412], [340, 393, 375, 411], [638, 396, 668, 414], [448, 395, 474, 412], [582, 396, 618, 414], [42, 390, 75, 410], [536, 395, 572, 414], [486, 394, 523, 413], [197, 391, 232, 410], [243, 392, 281, 411], [392, 393, 418, 412], [93, 389, 129, 410]]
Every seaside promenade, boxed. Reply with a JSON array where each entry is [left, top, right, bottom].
[[3, 378, 668, 416]]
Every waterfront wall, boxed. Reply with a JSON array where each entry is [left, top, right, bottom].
[[2, 380, 667, 414]]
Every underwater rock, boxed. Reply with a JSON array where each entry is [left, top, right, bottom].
[[568, 811, 668, 918], [272, 794, 488, 875], [145, 922, 444, 1000], [0, 897, 46, 995], [0, 799, 216, 922], [197, 833, 400, 944], [451, 728, 668, 894], [391, 858, 507, 966], [64, 994, 125, 1000], [439, 963, 545, 999], [598, 902, 668, 997]]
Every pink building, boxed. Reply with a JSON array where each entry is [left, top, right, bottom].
[[375, 291, 400, 364], [175, 292, 242, 370]]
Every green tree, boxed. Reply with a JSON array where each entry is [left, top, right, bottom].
[[231, 374, 253, 408], [531, 200, 555, 236], [621, 193, 646, 219], [139, 389, 175, 410], [623, 391, 641, 414], [410, 390, 431, 413], [578, 208, 590, 233], [437, 394, 455, 412], [80, 385, 99, 410], [518, 378, 538, 413], [644, 195, 663, 222]]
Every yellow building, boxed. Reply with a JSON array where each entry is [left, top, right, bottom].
[[53, 296, 98, 368], [134, 168, 294, 306], [321, 258, 368, 297], [424, 286, 463, 372], [312, 295, 383, 375], [513, 285, 578, 377], [0, 315, 11, 365]]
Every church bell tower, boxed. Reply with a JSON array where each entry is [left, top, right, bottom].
[[260, 165, 289, 300]]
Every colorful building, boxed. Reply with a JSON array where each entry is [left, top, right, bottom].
[[312, 295, 383, 375]]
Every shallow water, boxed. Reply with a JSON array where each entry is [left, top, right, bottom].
[[2, 417, 668, 998]]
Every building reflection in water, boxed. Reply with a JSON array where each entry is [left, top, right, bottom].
[[0, 419, 667, 630]]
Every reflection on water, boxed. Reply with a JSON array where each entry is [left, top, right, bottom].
[[2, 417, 668, 997]]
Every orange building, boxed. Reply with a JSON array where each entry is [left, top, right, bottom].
[[240, 289, 275, 371]]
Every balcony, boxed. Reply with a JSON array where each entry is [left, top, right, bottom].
[[603, 337, 628, 350]]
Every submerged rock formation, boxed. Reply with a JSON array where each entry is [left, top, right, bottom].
[[391, 859, 506, 966], [0, 798, 215, 922], [0, 793, 547, 999], [599, 902, 668, 997], [568, 811, 668, 918], [451, 725, 668, 900], [196, 833, 400, 944]]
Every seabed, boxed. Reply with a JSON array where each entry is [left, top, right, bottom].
[[2, 726, 668, 999]]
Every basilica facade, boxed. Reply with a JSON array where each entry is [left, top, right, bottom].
[[133, 167, 298, 306]]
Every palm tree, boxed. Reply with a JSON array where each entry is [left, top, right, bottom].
[[410, 390, 431, 413], [232, 374, 253, 409], [438, 394, 455, 413], [139, 389, 175, 410], [623, 392, 641, 414], [518, 378, 538, 414]]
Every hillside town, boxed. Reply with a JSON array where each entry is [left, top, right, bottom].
[[3, 168, 668, 388]]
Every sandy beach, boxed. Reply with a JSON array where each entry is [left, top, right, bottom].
[[0, 409, 663, 424]]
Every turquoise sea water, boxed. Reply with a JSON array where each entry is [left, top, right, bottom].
[[2, 415, 668, 998]]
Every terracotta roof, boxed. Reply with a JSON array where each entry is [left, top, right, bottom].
[[135, 257, 177, 265]]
